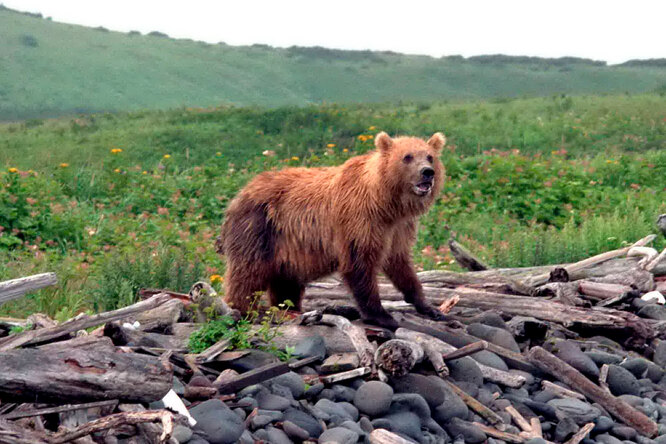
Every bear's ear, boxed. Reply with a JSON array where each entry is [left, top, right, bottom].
[[375, 132, 393, 153], [427, 132, 446, 152]]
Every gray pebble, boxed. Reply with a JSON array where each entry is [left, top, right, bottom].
[[283, 420, 310, 441], [607, 364, 642, 396], [353, 381, 393, 417], [318, 427, 358, 444]]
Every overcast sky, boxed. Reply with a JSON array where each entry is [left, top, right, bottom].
[[4, 0, 665, 64]]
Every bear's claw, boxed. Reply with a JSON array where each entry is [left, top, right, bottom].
[[416, 305, 447, 322], [362, 312, 400, 330]]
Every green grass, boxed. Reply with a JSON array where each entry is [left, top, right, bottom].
[[0, 94, 664, 318], [1, 6, 665, 121]]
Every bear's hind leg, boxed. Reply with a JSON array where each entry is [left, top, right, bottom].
[[268, 277, 304, 311]]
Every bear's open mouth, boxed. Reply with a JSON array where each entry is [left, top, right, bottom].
[[413, 180, 433, 196]]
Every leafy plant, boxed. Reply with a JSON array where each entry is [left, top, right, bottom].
[[188, 296, 295, 360]]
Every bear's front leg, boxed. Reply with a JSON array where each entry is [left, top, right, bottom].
[[383, 253, 447, 322], [342, 245, 399, 329]]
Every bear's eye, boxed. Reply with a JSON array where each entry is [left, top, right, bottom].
[[426, 155, 434, 163], [403, 154, 414, 164]]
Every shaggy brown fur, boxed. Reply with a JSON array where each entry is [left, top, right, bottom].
[[217, 132, 446, 328]]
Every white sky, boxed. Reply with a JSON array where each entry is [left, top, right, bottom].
[[4, 0, 666, 64]]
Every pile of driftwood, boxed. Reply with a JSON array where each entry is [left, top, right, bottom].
[[0, 232, 665, 443]]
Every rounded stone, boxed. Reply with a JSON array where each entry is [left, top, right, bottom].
[[283, 420, 310, 441], [391, 373, 446, 408], [549, 340, 600, 378], [264, 426, 293, 444], [314, 399, 354, 421], [269, 372, 306, 399], [305, 382, 325, 398], [172, 425, 193, 444], [445, 418, 487, 444], [596, 433, 624, 444], [554, 417, 579, 442], [381, 411, 423, 441], [620, 358, 649, 379], [471, 350, 509, 371], [353, 381, 393, 417], [547, 398, 602, 425], [432, 386, 469, 425], [594, 415, 615, 433], [611, 425, 637, 441], [388, 393, 431, 419], [332, 384, 356, 403], [318, 427, 359, 444], [189, 399, 245, 444], [467, 322, 520, 352], [448, 357, 483, 386], [654, 340, 666, 368], [256, 392, 291, 411], [283, 408, 323, 438], [638, 304, 666, 320], [293, 335, 327, 359], [607, 364, 642, 396], [585, 351, 623, 366]]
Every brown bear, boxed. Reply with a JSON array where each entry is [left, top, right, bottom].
[[217, 132, 446, 328]]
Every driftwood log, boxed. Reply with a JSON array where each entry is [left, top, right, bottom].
[[304, 284, 658, 344], [396, 329, 526, 388], [0, 273, 58, 306], [527, 347, 658, 437], [374, 339, 424, 377], [0, 293, 173, 351], [0, 337, 172, 404], [302, 313, 375, 369], [448, 239, 489, 271]]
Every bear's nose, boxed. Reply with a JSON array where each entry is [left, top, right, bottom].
[[420, 167, 435, 179]]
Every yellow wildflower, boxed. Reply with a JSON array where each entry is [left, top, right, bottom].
[[114, 168, 121, 173], [327, 143, 336, 148], [369, 126, 376, 130], [142, 171, 148, 175], [59, 163, 69, 168], [163, 154, 171, 159], [210, 274, 223, 283], [8, 167, 18, 173], [110, 148, 123, 154], [343, 148, 349, 153], [291, 156, 299, 161]]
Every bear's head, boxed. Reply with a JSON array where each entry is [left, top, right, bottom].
[[375, 131, 446, 215]]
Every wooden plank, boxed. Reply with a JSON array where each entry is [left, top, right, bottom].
[[215, 362, 290, 394], [0, 273, 57, 305]]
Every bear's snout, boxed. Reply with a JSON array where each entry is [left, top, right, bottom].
[[420, 166, 435, 180]]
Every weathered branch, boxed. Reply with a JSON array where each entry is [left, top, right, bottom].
[[49, 410, 174, 444], [0, 273, 57, 306], [0, 293, 173, 351], [527, 347, 658, 437]]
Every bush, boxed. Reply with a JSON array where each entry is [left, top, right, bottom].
[[19, 34, 38, 48]]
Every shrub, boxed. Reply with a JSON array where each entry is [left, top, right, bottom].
[[19, 34, 38, 48]]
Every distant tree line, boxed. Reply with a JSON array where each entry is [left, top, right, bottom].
[[618, 59, 666, 67], [463, 54, 607, 67]]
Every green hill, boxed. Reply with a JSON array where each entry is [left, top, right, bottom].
[[1, 6, 665, 121]]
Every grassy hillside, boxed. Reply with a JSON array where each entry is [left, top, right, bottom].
[[0, 94, 664, 319], [1, 6, 665, 121]]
